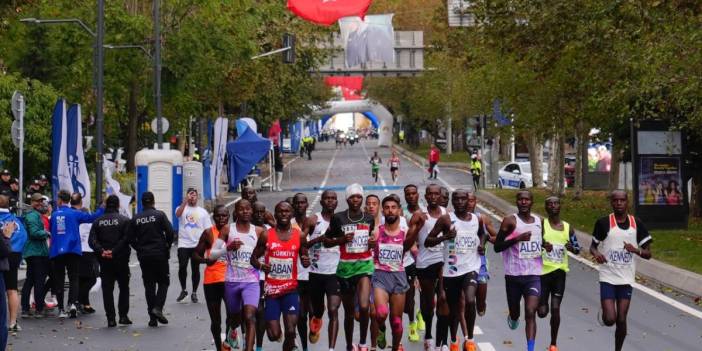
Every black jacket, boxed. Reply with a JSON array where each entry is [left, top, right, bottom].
[[89, 210, 132, 260], [129, 207, 175, 260]]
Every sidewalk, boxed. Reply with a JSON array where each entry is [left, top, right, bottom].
[[476, 190, 702, 298]]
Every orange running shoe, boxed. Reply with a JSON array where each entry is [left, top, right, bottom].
[[450, 341, 460, 351], [548, 345, 559, 351], [309, 317, 323, 344], [463, 340, 477, 351], [397, 343, 405, 351]]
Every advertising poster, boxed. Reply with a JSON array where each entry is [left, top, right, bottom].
[[638, 157, 683, 206]]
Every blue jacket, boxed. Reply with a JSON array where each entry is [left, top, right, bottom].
[[50, 205, 104, 258], [0, 209, 28, 254]]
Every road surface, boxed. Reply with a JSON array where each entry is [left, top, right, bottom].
[[10, 140, 702, 351]]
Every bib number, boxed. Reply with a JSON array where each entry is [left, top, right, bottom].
[[346, 229, 369, 253], [378, 243, 404, 267], [455, 232, 478, 254], [268, 257, 294, 280], [608, 249, 634, 266], [229, 247, 253, 268], [518, 240, 542, 259], [544, 244, 565, 264]]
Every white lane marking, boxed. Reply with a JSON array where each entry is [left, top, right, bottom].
[[474, 326, 483, 335], [308, 148, 339, 215], [401, 150, 702, 320], [477, 342, 496, 351]]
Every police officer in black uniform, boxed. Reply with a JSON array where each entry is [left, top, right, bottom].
[[129, 192, 175, 327], [89, 195, 132, 327]]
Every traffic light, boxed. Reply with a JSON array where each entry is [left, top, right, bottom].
[[283, 33, 296, 64]]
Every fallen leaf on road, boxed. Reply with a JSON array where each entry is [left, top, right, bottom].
[[132, 332, 142, 337]]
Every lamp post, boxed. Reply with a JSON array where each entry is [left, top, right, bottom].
[[20, 0, 106, 205]]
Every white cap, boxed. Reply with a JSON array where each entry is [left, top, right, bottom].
[[345, 183, 364, 199]]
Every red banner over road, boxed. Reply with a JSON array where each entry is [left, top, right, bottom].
[[287, 0, 372, 26], [324, 76, 364, 100]]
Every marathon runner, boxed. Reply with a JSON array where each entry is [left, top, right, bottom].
[[538, 197, 582, 351], [439, 187, 450, 209], [291, 193, 311, 351], [241, 186, 276, 227], [407, 184, 448, 351], [402, 184, 423, 343], [364, 195, 385, 350], [251, 201, 270, 351], [324, 184, 376, 351], [590, 190, 652, 351], [426, 190, 485, 351], [466, 197, 497, 317], [251, 201, 310, 351], [388, 151, 401, 185], [175, 188, 212, 304], [192, 205, 231, 351], [223, 200, 264, 351], [493, 190, 544, 351], [371, 194, 418, 351], [370, 152, 382, 184], [303, 190, 341, 351]]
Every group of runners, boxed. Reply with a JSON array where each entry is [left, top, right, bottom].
[[369, 151, 402, 185], [188, 182, 651, 351]]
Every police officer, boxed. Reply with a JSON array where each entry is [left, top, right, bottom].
[[129, 191, 175, 327], [89, 195, 132, 327]]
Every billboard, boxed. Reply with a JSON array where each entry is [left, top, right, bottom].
[[638, 157, 683, 206]]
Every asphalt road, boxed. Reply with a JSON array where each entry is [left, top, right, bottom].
[[10, 140, 702, 351]]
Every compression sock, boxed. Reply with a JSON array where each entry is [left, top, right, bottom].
[[527, 339, 535, 351]]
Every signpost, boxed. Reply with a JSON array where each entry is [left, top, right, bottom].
[[11, 91, 24, 214]]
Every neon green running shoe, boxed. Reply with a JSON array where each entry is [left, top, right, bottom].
[[416, 309, 426, 331], [408, 321, 420, 342]]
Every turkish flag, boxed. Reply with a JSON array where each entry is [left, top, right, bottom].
[[324, 76, 364, 100], [287, 0, 373, 26]]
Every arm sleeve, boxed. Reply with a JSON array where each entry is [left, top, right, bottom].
[[592, 218, 608, 243], [634, 217, 652, 246]]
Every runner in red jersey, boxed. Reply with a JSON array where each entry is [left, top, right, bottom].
[[251, 201, 310, 351]]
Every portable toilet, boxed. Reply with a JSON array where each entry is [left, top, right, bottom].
[[135, 149, 184, 229], [182, 161, 204, 207]]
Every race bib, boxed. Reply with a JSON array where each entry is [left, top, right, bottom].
[[455, 232, 478, 253], [229, 246, 253, 268], [544, 244, 565, 264], [518, 239, 542, 259], [391, 161, 399, 168], [378, 243, 404, 267], [269, 257, 294, 280], [346, 229, 369, 253], [608, 249, 634, 267]]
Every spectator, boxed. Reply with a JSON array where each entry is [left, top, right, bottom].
[[470, 154, 482, 190], [0, 195, 27, 332], [49, 189, 104, 319], [0, 216, 13, 350], [37, 174, 49, 195], [428, 144, 440, 179], [21, 194, 51, 319], [70, 193, 99, 315], [0, 170, 11, 195], [26, 179, 43, 204], [174, 188, 211, 304], [8, 178, 19, 214]]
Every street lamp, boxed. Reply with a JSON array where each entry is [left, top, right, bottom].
[[20, 0, 106, 205], [104, 44, 152, 58]]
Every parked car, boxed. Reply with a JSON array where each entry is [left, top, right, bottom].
[[498, 162, 548, 189]]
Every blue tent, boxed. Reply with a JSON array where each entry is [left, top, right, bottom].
[[226, 128, 271, 192]]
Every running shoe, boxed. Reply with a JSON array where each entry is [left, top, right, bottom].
[[416, 309, 426, 331], [463, 340, 476, 351], [397, 343, 405, 351], [424, 339, 434, 351], [309, 317, 323, 344], [224, 327, 239, 349], [507, 316, 519, 330], [450, 341, 459, 351], [358, 345, 369, 351], [8, 323, 21, 332], [548, 345, 559, 351], [377, 329, 387, 349], [191, 292, 198, 303], [176, 290, 188, 303], [68, 304, 78, 319], [58, 310, 68, 319], [440, 345, 450, 351], [408, 321, 420, 342]]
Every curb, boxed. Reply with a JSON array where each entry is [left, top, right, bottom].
[[475, 190, 702, 298]]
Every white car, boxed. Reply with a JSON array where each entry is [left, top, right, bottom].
[[498, 162, 548, 189]]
